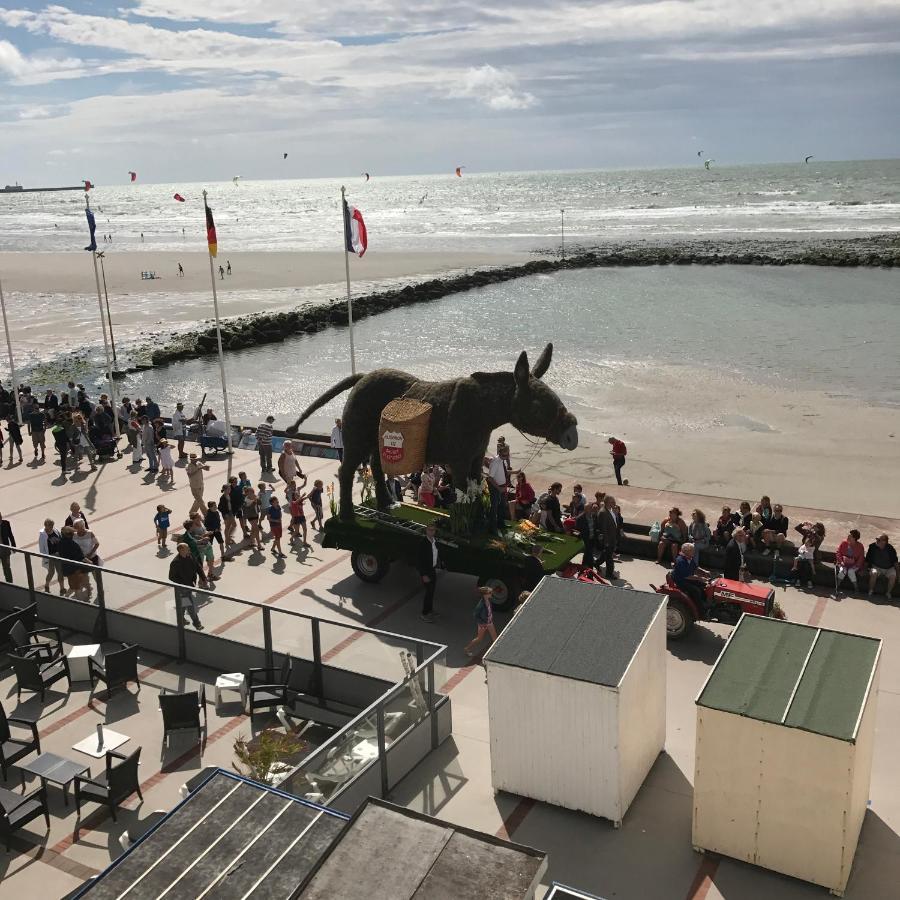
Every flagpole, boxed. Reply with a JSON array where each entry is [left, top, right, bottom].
[[98, 252, 117, 365], [0, 276, 24, 426], [560, 208, 565, 260], [85, 193, 120, 439], [341, 185, 357, 375], [203, 190, 233, 455]]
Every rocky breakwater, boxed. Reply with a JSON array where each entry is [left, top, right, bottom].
[[146, 234, 898, 370]]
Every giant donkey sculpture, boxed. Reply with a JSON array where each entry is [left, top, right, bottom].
[[287, 343, 578, 521]]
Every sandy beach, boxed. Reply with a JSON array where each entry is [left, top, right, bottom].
[[0, 249, 532, 295]]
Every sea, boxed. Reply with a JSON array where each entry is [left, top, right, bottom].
[[2, 159, 899, 253], [1, 159, 899, 431]]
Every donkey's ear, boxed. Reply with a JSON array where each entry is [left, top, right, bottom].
[[514, 351, 530, 388], [531, 343, 553, 379]]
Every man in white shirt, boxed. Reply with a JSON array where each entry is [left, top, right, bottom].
[[484, 454, 508, 534], [330, 418, 344, 462], [171, 402, 189, 459]]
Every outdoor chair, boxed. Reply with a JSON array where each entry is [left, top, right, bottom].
[[8, 620, 63, 662], [9, 650, 70, 703], [0, 701, 40, 782], [0, 604, 38, 654], [159, 686, 206, 747], [74, 748, 143, 822], [0, 784, 50, 851], [247, 655, 293, 720], [89, 643, 140, 695]]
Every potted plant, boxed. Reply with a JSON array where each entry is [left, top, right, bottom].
[[233, 729, 307, 785]]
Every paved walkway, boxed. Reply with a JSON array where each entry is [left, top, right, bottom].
[[1, 449, 898, 898]]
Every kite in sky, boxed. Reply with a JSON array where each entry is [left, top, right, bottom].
[[804, 155, 814, 163], [83, 179, 93, 190], [697, 150, 704, 157], [704, 159, 715, 170], [128, 171, 137, 182], [174, 193, 185, 202], [283, 153, 288, 160], [232, 176, 242, 186], [363, 172, 370, 182], [455, 166, 465, 177]]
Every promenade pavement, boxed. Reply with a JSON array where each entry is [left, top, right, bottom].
[[0, 446, 898, 899]]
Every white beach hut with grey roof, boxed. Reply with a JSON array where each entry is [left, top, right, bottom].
[[484, 578, 667, 827]]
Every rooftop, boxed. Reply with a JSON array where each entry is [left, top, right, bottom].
[[697, 616, 881, 741], [484, 579, 665, 687]]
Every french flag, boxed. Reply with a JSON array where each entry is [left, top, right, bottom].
[[343, 199, 367, 257]]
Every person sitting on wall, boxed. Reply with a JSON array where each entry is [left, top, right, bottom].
[[865, 533, 898, 598], [510, 471, 536, 521], [836, 529, 865, 592]]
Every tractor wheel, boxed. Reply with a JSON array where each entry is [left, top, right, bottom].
[[666, 599, 695, 640], [477, 575, 518, 612], [351, 550, 390, 583]]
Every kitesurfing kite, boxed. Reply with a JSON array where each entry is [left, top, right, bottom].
[[419, 192, 428, 205], [804, 155, 814, 164], [83, 179, 93, 191], [174, 193, 186, 202], [704, 159, 714, 170], [128, 171, 137, 182], [697, 150, 704, 157], [455, 166, 465, 177], [283, 152, 288, 160], [232, 176, 242, 186], [363, 172, 370, 182]]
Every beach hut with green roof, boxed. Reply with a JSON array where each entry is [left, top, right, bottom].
[[692, 615, 880, 896]]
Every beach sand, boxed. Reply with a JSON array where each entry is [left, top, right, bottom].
[[494, 363, 900, 519], [0, 249, 531, 295]]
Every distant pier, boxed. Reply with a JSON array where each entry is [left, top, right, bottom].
[[2, 184, 87, 194]]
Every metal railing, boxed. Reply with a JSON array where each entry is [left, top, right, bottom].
[[0, 543, 448, 804]]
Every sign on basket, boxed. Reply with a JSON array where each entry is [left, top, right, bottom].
[[382, 430, 405, 465]]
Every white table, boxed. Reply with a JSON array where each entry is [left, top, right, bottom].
[[215, 672, 247, 709], [73, 727, 130, 758], [66, 643, 101, 682]]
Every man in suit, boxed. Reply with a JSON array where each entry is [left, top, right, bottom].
[[599, 495, 619, 580], [575, 502, 601, 569], [417, 522, 441, 623], [724, 527, 747, 580]]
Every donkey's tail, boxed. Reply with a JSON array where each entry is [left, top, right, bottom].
[[287, 374, 364, 433]]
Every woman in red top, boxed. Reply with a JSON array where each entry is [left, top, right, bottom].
[[836, 529, 865, 591], [510, 471, 536, 521]]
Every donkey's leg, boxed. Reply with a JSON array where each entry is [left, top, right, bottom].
[[369, 450, 392, 511]]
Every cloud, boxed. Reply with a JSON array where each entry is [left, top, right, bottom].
[[0, 37, 82, 83], [450, 65, 536, 110]]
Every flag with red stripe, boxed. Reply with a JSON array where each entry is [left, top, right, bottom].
[[342, 199, 367, 257], [205, 199, 217, 257]]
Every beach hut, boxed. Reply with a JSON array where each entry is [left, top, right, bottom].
[[484, 579, 667, 827], [693, 616, 881, 896]]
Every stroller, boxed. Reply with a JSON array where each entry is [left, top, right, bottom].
[[88, 425, 120, 461]]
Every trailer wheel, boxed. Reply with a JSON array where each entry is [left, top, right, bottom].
[[351, 550, 390, 583], [477, 576, 517, 613], [666, 599, 695, 640]]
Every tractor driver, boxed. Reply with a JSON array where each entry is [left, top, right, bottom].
[[672, 543, 711, 612]]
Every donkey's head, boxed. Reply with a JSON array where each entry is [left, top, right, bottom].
[[510, 344, 578, 450]]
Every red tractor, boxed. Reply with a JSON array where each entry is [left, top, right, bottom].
[[651, 574, 783, 640]]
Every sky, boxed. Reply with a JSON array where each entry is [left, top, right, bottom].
[[1, 1, 899, 184]]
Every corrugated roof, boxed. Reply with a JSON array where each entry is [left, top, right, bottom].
[[697, 616, 880, 742], [298, 799, 546, 899], [483, 579, 665, 687]]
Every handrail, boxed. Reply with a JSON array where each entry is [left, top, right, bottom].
[[0, 542, 444, 653]]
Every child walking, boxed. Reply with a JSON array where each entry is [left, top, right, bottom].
[[158, 439, 174, 481], [308, 479, 324, 530], [154, 504, 172, 550], [257, 482, 273, 537], [267, 496, 286, 558], [464, 587, 499, 657], [288, 488, 310, 548]]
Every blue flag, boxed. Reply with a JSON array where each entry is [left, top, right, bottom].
[[84, 208, 97, 251]]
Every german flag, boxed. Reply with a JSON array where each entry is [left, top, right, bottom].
[[204, 199, 217, 257]]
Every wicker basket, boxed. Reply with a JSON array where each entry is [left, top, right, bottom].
[[379, 397, 432, 476]]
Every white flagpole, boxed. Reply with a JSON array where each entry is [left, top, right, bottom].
[[560, 207, 565, 260], [85, 193, 120, 439], [341, 185, 357, 375], [0, 276, 24, 426], [203, 190, 233, 455]]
